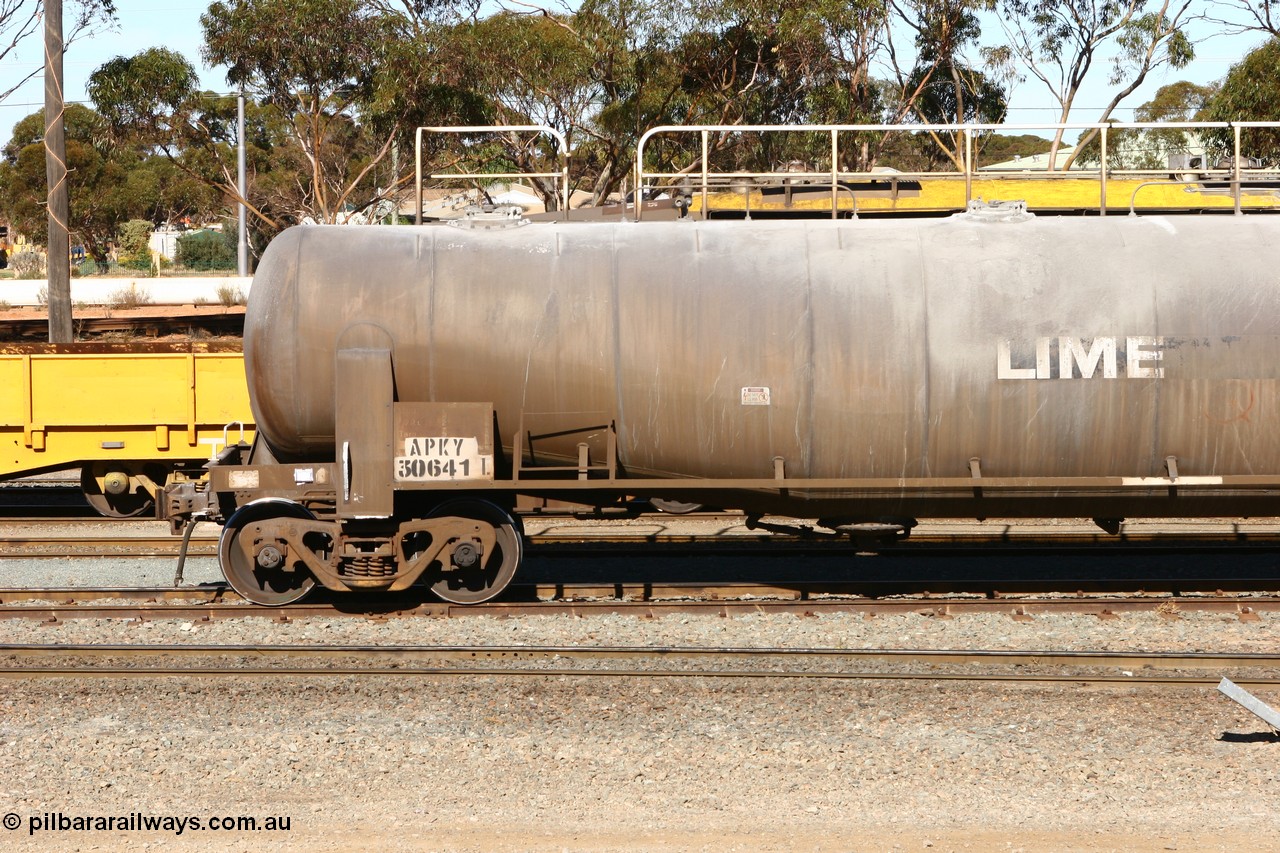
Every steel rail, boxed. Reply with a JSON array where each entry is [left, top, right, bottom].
[[6, 642, 1279, 666], [0, 667, 1274, 685], [8, 528, 1280, 558], [1, 643, 1277, 685], [6, 585, 1279, 603], [0, 593, 1274, 622]]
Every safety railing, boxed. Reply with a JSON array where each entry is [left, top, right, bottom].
[[413, 121, 1280, 224], [634, 121, 1280, 220], [414, 125, 570, 224]]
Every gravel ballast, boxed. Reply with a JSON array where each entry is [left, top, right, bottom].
[[2, 514, 1278, 849], [0, 609, 1277, 851]]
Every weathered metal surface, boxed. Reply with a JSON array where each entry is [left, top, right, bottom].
[[245, 217, 1280, 516], [393, 402, 495, 488], [334, 324, 395, 518]]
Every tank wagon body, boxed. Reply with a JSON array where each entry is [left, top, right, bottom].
[[201, 212, 1280, 604]]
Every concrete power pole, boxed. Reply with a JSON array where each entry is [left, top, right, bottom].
[[44, 0, 72, 342]]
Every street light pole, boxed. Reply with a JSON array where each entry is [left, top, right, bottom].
[[237, 90, 248, 277]]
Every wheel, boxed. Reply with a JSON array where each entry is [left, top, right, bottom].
[[833, 520, 913, 548], [424, 499, 523, 604], [649, 498, 703, 515], [80, 462, 154, 518], [218, 500, 317, 606]]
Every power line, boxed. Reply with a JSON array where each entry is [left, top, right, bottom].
[[0, 93, 242, 110]]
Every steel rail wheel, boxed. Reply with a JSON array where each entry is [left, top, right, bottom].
[[218, 500, 318, 606], [649, 498, 704, 515], [424, 499, 523, 605], [80, 462, 155, 518]]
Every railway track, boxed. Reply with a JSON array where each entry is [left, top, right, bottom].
[[0, 483, 93, 516], [0, 309, 244, 340], [1, 642, 1276, 686], [4, 523, 1280, 597], [0, 585, 1273, 621], [5, 513, 1280, 606], [8, 521, 1280, 557]]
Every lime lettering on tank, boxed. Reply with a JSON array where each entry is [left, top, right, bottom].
[[998, 337, 1165, 380]]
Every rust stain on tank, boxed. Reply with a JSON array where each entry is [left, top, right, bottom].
[[1203, 389, 1255, 425]]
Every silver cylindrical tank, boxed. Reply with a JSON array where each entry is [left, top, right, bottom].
[[245, 216, 1280, 482]]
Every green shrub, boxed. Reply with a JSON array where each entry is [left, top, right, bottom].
[[117, 220, 153, 258], [121, 255, 154, 273], [115, 220, 157, 276], [12, 251, 45, 279], [176, 230, 236, 271]]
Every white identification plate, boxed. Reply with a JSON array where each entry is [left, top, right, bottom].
[[741, 386, 771, 406], [227, 470, 260, 489], [395, 436, 492, 482]]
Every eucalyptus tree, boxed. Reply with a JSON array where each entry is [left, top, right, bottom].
[[88, 47, 287, 232], [87, 1, 483, 237], [882, 0, 1009, 170], [1197, 39, 1280, 162], [0, 104, 210, 261], [632, 0, 893, 176], [447, 9, 600, 210], [572, 0, 692, 203], [1197, 0, 1280, 38], [199, 0, 408, 223], [995, 0, 1195, 169], [0, 0, 116, 103], [1068, 79, 1216, 168]]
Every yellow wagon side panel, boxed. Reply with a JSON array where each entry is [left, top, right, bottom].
[[701, 177, 1280, 216], [1, 343, 253, 479]]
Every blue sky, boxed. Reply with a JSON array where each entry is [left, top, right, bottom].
[[0, 1, 226, 140], [0, 0, 1270, 144]]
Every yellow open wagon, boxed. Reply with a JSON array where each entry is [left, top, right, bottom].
[[1, 342, 252, 517]]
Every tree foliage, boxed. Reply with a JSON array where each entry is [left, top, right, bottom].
[[176, 228, 237, 271], [1071, 79, 1216, 167], [996, 0, 1194, 168], [200, 0, 402, 223], [0, 0, 117, 103], [115, 219, 152, 258], [4, 0, 1278, 256], [1197, 38, 1280, 162], [0, 103, 211, 261]]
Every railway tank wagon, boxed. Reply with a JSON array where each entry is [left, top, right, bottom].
[[197, 210, 1280, 604]]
